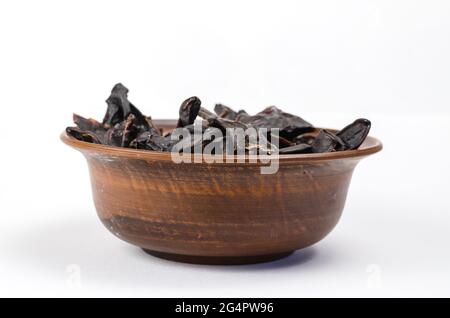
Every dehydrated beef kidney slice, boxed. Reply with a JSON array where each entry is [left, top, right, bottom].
[[177, 96, 201, 128], [336, 118, 371, 150], [66, 83, 372, 155], [103, 83, 150, 132], [311, 130, 346, 153], [237, 106, 314, 140], [130, 132, 175, 151]]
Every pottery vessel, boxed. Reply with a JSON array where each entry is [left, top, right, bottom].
[[61, 120, 382, 265]]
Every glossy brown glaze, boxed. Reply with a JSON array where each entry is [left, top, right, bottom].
[[61, 120, 382, 265]]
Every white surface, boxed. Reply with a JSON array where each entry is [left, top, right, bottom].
[[1, 1, 450, 297]]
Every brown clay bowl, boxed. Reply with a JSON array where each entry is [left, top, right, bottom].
[[61, 120, 382, 265]]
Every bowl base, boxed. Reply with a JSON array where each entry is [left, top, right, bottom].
[[142, 249, 294, 265]]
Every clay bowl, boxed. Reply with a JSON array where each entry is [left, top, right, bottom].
[[61, 120, 382, 265]]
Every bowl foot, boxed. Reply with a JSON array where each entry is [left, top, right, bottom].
[[142, 249, 294, 265]]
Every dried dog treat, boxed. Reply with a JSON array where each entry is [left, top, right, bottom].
[[103, 83, 150, 132], [311, 130, 346, 153], [66, 126, 103, 144], [66, 83, 371, 155], [214, 104, 239, 120], [236, 106, 314, 140], [177, 96, 201, 128], [130, 131, 175, 151], [337, 118, 371, 150]]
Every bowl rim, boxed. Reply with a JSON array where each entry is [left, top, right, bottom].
[[61, 120, 382, 163]]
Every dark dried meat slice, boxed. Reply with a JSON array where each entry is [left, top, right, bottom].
[[198, 107, 247, 132], [105, 114, 140, 147], [238, 106, 313, 140], [73, 114, 103, 132], [176, 96, 201, 128], [68, 114, 106, 143], [66, 127, 102, 144], [336, 118, 371, 150], [131, 131, 176, 151], [102, 83, 150, 132], [214, 104, 239, 120], [311, 129, 346, 153]]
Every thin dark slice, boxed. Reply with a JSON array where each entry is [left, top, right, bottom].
[[311, 130, 346, 153], [235, 110, 251, 122], [214, 104, 239, 120], [198, 107, 247, 132], [105, 114, 140, 147], [177, 96, 201, 128], [145, 116, 162, 136], [131, 131, 176, 151], [73, 114, 103, 132], [336, 118, 371, 150], [102, 83, 149, 132], [237, 106, 313, 140], [66, 127, 103, 144]]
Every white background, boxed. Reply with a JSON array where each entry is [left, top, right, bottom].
[[1, 0, 449, 297]]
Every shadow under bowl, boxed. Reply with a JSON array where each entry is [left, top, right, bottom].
[[61, 120, 382, 265]]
